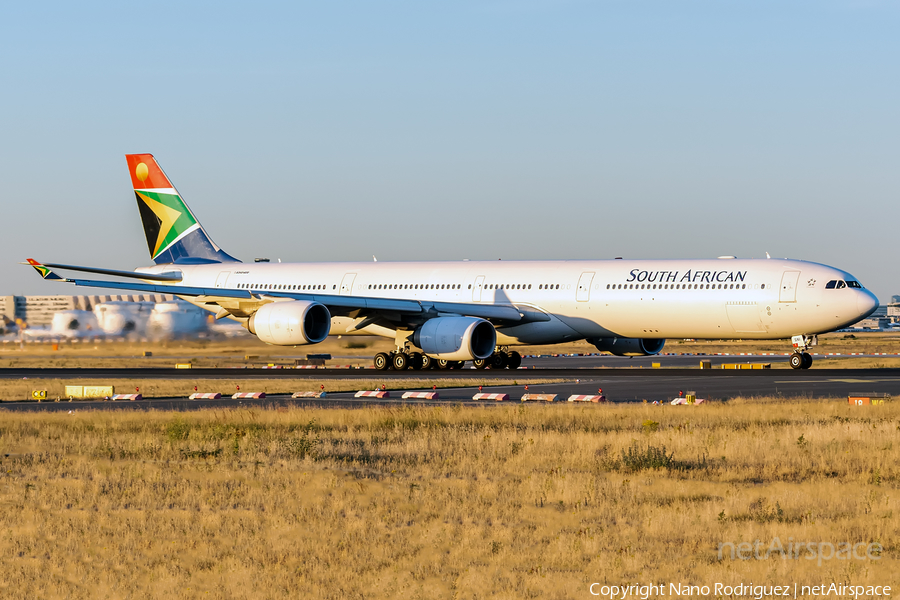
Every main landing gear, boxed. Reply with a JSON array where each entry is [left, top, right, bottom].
[[372, 348, 523, 370], [789, 335, 814, 370], [373, 350, 465, 371], [473, 349, 522, 370]]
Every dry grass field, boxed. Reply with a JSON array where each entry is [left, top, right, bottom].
[[1, 399, 897, 599]]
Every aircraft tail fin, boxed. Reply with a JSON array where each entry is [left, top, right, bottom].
[[125, 154, 240, 265]]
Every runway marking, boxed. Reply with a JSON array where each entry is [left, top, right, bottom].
[[827, 378, 900, 384], [773, 378, 900, 384]]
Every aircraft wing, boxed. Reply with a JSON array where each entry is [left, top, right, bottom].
[[38, 262, 184, 281], [24, 259, 527, 324]]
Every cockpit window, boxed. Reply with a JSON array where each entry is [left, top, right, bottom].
[[825, 279, 856, 289]]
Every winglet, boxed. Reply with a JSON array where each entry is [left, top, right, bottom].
[[25, 259, 64, 280]]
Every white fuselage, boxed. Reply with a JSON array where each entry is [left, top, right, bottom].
[[143, 257, 878, 345]]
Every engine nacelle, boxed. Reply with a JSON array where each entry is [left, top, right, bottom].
[[248, 300, 331, 346], [589, 337, 665, 357], [413, 317, 496, 361]]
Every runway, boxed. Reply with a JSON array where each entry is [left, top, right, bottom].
[[2, 362, 898, 411]]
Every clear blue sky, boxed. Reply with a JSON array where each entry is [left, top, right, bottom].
[[2, 1, 898, 301]]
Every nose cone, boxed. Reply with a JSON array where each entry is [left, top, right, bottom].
[[857, 290, 879, 319]]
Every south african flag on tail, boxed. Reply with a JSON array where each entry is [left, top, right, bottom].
[[125, 154, 240, 265]]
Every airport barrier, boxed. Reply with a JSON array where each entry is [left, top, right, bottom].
[[189, 392, 222, 400], [401, 392, 439, 400], [112, 394, 143, 401], [295, 365, 319, 369], [233, 392, 266, 399], [520, 393, 557, 402], [32, 390, 48, 401], [721, 363, 771, 370], [292, 391, 326, 398], [567, 395, 606, 403], [473, 393, 509, 401], [671, 397, 705, 405], [355, 390, 390, 399], [175, 363, 192, 369], [848, 394, 891, 406], [262, 365, 283, 369], [65, 385, 114, 399]]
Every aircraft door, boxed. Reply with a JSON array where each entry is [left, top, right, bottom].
[[779, 270, 800, 303], [340, 273, 357, 295], [576, 272, 595, 302], [214, 271, 230, 288], [473, 276, 485, 302]]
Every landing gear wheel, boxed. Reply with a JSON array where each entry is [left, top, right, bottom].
[[789, 353, 804, 370], [507, 351, 522, 370], [374, 352, 390, 371], [473, 358, 488, 369], [801, 352, 813, 369], [490, 351, 508, 369], [392, 352, 409, 371], [420, 354, 435, 370], [437, 359, 451, 370], [410, 352, 424, 370]]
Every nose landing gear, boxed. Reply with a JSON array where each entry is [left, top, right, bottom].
[[789, 352, 813, 370], [789, 335, 814, 370]]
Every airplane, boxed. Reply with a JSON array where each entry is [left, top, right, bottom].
[[26, 154, 879, 370]]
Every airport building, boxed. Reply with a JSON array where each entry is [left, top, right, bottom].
[[0, 294, 174, 327]]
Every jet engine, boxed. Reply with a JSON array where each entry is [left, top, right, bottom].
[[248, 300, 331, 346], [589, 337, 665, 357], [413, 316, 496, 361]]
